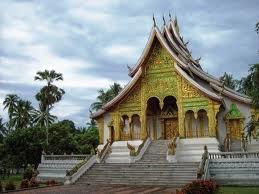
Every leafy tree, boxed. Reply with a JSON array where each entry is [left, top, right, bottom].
[[4, 127, 45, 169], [74, 124, 99, 154], [219, 72, 238, 90], [91, 82, 122, 111], [256, 22, 259, 34], [47, 121, 78, 154], [34, 70, 65, 146], [245, 64, 259, 138], [3, 94, 19, 129]]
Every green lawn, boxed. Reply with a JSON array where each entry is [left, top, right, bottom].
[[218, 186, 259, 194], [0, 174, 23, 190]]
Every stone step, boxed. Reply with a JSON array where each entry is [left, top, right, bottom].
[[77, 180, 194, 186]]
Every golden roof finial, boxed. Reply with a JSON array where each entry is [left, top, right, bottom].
[[153, 14, 156, 27]]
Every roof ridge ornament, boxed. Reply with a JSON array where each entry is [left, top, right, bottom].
[[195, 57, 201, 63], [127, 65, 132, 72], [184, 41, 189, 46], [163, 15, 166, 26], [174, 15, 178, 25], [153, 14, 156, 27], [169, 12, 172, 21]]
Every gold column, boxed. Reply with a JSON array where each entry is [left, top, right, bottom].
[[141, 108, 147, 139], [140, 79, 147, 139], [112, 112, 121, 141], [96, 117, 104, 144], [177, 76, 184, 137], [208, 102, 220, 137]]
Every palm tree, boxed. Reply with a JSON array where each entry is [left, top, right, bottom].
[[90, 83, 122, 111], [32, 104, 57, 127], [220, 72, 238, 90], [109, 83, 122, 97], [3, 94, 19, 128], [0, 116, 7, 136], [34, 69, 65, 145], [12, 100, 34, 129]]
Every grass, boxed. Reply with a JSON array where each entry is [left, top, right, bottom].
[[218, 186, 259, 194], [0, 174, 23, 190]]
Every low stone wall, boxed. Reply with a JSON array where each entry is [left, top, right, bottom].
[[206, 152, 259, 186], [37, 154, 91, 183]]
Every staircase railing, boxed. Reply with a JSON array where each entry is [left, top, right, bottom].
[[167, 136, 179, 156], [96, 139, 111, 163], [127, 136, 148, 157], [166, 133, 179, 163], [197, 145, 209, 179], [64, 154, 96, 185]]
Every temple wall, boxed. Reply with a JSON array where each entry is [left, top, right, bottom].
[[103, 113, 111, 142], [217, 109, 227, 145]]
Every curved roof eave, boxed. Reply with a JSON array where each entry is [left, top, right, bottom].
[[91, 109, 106, 119], [210, 83, 252, 105], [175, 64, 223, 101]]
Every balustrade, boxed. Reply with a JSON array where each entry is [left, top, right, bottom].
[[43, 154, 89, 161], [209, 152, 259, 159]]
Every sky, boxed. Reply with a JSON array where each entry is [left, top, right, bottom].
[[0, 0, 259, 127]]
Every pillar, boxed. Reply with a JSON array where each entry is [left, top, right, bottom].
[[96, 117, 104, 144]]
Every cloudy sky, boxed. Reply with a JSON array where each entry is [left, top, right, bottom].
[[0, 0, 258, 126]]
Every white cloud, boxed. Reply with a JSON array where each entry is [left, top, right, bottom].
[[104, 44, 139, 61], [51, 99, 84, 118]]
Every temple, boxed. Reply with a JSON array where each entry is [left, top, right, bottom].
[[92, 16, 257, 160], [36, 16, 259, 186]]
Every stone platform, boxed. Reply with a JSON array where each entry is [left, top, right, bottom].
[[176, 137, 220, 162]]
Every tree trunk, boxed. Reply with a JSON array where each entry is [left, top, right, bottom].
[[46, 105, 49, 147]]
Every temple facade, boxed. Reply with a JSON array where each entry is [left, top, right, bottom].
[[92, 18, 256, 150]]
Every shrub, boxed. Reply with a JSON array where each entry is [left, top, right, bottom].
[[29, 177, 39, 187], [181, 180, 218, 194], [5, 181, 16, 191], [0, 181, 3, 192], [20, 179, 30, 189], [23, 165, 34, 180], [46, 179, 57, 186]]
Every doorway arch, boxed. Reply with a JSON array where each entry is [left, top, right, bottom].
[[146, 97, 161, 140], [161, 96, 178, 139]]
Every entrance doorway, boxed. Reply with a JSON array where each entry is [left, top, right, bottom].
[[164, 118, 178, 139], [161, 96, 178, 139]]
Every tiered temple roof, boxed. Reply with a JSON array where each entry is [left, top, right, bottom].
[[92, 16, 251, 118]]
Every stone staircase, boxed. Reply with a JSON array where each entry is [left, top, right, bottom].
[[231, 139, 241, 152], [77, 140, 199, 186]]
